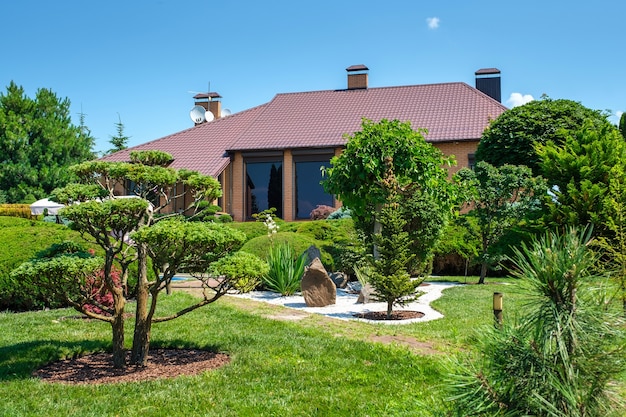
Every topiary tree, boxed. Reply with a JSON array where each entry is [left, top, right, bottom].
[[13, 150, 246, 368], [475, 97, 609, 174], [322, 118, 457, 274]]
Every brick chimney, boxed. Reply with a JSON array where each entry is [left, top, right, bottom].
[[346, 64, 369, 90], [475, 68, 501, 102], [193, 92, 222, 122]]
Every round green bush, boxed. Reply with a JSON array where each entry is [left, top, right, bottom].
[[240, 232, 334, 268], [209, 251, 269, 293]]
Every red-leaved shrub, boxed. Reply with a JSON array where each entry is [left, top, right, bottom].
[[310, 205, 335, 220], [83, 267, 121, 316]]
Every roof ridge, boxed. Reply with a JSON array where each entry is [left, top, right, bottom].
[[271, 81, 472, 98]]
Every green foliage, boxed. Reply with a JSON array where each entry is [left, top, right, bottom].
[[12, 255, 105, 312], [323, 118, 456, 234], [538, 122, 625, 236], [129, 150, 173, 166], [240, 232, 334, 269], [0, 81, 95, 203], [368, 199, 422, 318], [323, 118, 456, 278], [592, 161, 626, 314], [106, 114, 129, 155], [455, 161, 547, 283], [132, 219, 246, 276], [0, 204, 34, 219], [447, 228, 626, 416], [619, 112, 626, 139], [432, 216, 481, 276], [210, 251, 269, 293], [475, 97, 609, 174], [263, 243, 307, 295], [0, 217, 89, 311]]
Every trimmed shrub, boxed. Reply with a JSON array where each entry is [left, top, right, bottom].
[[0, 204, 34, 219], [0, 217, 89, 311], [309, 205, 335, 220], [209, 251, 269, 293], [327, 206, 352, 219], [240, 232, 334, 269]]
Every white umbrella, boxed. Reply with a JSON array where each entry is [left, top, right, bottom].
[[30, 198, 65, 215]]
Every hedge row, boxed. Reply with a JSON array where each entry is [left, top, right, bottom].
[[0, 204, 35, 219]]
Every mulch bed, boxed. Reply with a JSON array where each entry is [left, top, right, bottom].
[[353, 310, 425, 320], [33, 348, 230, 385]]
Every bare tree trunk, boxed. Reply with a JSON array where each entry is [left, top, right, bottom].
[[130, 243, 152, 367], [386, 301, 393, 320], [478, 262, 488, 284]]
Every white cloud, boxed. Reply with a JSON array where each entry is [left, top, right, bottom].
[[426, 17, 440, 29], [617, 110, 624, 118], [506, 92, 534, 107]]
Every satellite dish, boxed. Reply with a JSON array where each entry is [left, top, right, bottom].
[[221, 108, 232, 117], [205, 110, 215, 122], [189, 105, 207, 123]]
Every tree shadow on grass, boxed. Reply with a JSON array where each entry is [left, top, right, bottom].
[[0, 339, 107, 381]]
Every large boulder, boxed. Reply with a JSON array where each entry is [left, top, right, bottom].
[[301, 258, 336, 307]]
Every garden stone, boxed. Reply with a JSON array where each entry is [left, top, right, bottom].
[[301, 258, 336, 307], [304, 245, 323, 267], [329, 272, 348, 289], [357, 283, 375, 304]]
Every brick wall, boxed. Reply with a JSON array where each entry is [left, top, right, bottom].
[[434, 140, 479, 175]]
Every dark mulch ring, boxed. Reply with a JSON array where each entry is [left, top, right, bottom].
[[33, 348, 230, 385], [353, 310, 425, 321]]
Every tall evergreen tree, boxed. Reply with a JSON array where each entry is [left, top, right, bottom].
[[0, 82, 95, 202], [106, 113, 130, 155]]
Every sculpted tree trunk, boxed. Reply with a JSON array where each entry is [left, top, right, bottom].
[[130, 243, 153, 366], [105, 249, 127, 368]]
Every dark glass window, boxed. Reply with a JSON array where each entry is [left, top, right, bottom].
[[468, 153, 476, 170], [246, 161, 282, 219], [295, 160, 334, 219]]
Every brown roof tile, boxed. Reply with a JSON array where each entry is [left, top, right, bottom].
[[100, 104, 266, 176], [101, 80, 507, 177], [228, 82, 507, 151]]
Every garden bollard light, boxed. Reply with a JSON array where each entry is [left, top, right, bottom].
[[493, 292, 503, 328]]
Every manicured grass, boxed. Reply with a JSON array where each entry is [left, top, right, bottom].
[[0, 278, 623, 416]]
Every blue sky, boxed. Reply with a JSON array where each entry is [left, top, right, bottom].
[[2, 1, 624, 154]]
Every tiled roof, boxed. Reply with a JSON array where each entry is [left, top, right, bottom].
[[100, 104, 266, 176], [228, 82, 507, 151], [101, 81, 507, 177]]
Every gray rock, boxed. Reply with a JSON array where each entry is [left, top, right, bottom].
[[329, 272, 348, 289], [357, 283, 376, 304], [304, 245, 323, 267], [301, 258, 336, 307]]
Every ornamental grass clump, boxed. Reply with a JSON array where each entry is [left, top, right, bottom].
[[263, 243, 307, 296]]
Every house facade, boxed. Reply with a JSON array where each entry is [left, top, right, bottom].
[[101, 66, 507, 222]]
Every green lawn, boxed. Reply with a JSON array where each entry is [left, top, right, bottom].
[[0, 277, 623, 416]]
